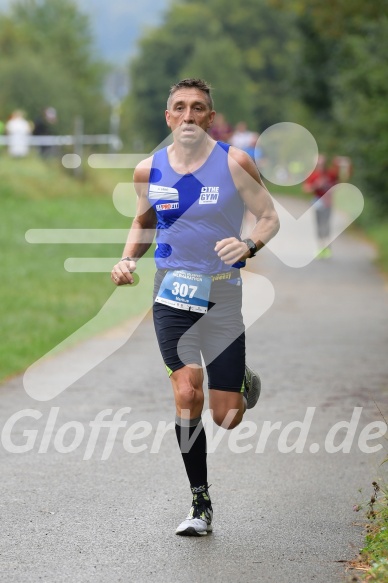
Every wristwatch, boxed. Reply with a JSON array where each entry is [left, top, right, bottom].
[[242, 238, 257, 258]]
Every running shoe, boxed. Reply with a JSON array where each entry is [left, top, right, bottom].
[[244, 364, 261, 409], [176, 488, 213, 536]]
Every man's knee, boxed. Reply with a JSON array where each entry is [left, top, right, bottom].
[[212, 408, 243, 430], [171, 367, 204, 411], [176, 383, 203, 409]]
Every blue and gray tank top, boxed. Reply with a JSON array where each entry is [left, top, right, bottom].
[[147, 141, 245, 274]]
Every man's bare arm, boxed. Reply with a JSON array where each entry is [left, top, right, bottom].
[[111, 157, 156, 286], [215, 147, 280, 266]]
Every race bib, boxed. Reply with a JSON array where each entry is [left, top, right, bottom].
[[155, 270, 212, 313]]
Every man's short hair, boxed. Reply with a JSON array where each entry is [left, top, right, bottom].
[[167, 78, 214, 110]]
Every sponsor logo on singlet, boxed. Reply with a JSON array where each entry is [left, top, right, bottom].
[[199, 186, 220, 204], [156, 202, 179, 211]]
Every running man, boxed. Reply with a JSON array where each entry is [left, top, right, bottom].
[[303, 154, 338, 258], [111, 79, 280, 536]]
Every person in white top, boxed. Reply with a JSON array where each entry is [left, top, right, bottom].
[[6, 110, 32, 158], [230, 121, 256, 151]]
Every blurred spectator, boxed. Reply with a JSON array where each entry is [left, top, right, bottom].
[[33, 107, 58, 157], [209, 113, 233, 143], [332, 155, 352, 182], [0, 118, 4, 153], [5, 110, 32, 158], [230, 121, 259, 159], [303, 154, 339, 258]]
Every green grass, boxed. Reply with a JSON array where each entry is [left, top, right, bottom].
[[0, 154, 154, 382], [1, 154, 387, 382], [352, 481, 388, 581], [264, 181, 305, 198], [365, 221, 388, 274]]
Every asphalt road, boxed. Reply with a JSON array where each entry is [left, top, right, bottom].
[[1, 197, 388, 583]]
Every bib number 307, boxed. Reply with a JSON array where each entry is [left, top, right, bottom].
[[171, 281, 198, 299], [155, 269, 212, 313]]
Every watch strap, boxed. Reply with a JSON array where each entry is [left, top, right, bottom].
[[242, 238, 257, 258]]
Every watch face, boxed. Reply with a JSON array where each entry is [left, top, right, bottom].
[[244, 239, 256, 257]]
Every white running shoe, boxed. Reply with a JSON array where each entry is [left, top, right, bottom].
[[244, 365, 261, 409], [176, 489, 213, 536]]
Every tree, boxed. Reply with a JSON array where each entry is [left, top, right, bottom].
[[184, 0, 298, 129], [0, 51, 78, 130], [270, 0, 388, 39], [128, 3, 226, 147], [0, 0, 109, 133], [180, 37, 254, 126], [126, 0, 298, 147], [332, 18, 388, 213], [126, 0, 388, 216]]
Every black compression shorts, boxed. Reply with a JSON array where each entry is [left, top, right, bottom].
[[152, 269, 245, 392]]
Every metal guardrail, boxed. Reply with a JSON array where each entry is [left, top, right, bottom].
[[0, 134, 122, 149]]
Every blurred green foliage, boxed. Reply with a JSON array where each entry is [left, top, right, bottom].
[[126, 0, 388, 215], [127, 0, 297, 148], [0, 0, 387, 216], [332, 18, 388, 215], [0, 0, 109, 133], [284, 0, 388, 214], [0, 154, 156, 380]]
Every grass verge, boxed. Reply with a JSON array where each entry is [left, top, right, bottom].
[[0, 153, 154, 382], [1, 155, 387, 382], [350, 480, 388, 581], [365, 221, 388, 275]]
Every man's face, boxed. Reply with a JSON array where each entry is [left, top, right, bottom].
[[165, 88, 215, 143]]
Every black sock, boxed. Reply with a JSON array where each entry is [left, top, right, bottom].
[[175, 416, 208, 490]]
